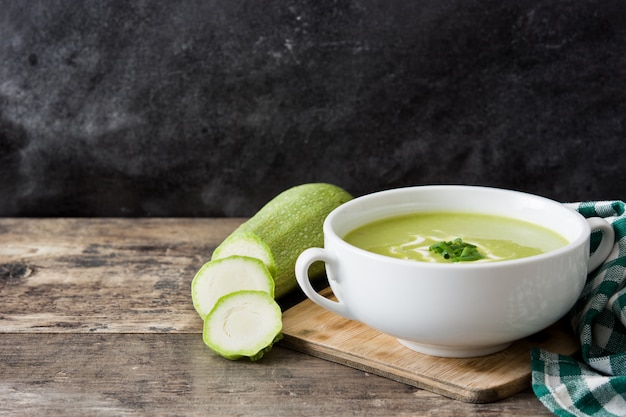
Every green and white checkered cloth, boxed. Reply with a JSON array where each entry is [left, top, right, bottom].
[[532, 201, 626, 417]]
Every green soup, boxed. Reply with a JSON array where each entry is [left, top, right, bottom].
[[342, 212, 569, 263]]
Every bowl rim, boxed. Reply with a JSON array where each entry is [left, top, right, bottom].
[[324, 184, 590, 269]]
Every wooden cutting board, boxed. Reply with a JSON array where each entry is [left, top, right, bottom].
[[280, 287, 579, 404]]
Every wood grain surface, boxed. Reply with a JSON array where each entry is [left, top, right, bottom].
[[0, 218, 557, 416]]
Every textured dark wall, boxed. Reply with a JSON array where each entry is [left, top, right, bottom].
[[1, 0, 625, 217]]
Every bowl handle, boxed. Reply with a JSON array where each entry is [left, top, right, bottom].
[[295, 248, 355, 320], [586, 217, 615, 273]]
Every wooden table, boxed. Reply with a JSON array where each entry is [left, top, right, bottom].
[[0, 218, 554, 416]]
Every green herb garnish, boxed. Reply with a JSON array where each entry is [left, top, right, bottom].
[[429, 238, 484, 262]]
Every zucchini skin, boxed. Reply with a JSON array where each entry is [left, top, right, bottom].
[[212, 183, 353, 298]]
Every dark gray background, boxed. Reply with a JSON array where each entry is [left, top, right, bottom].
[[1, 0, 624, 217]]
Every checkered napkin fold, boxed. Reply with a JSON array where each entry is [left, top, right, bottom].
[[532, 201, 626, 417]]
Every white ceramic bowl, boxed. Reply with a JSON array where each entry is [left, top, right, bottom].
[[295, 185, 614, 357]]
